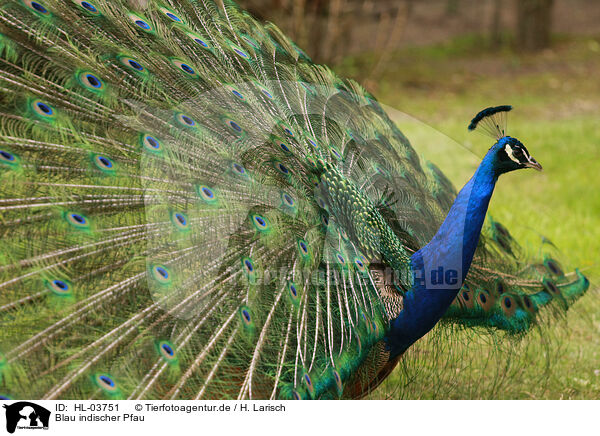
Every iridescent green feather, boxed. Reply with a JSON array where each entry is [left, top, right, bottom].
[[0, 0, 590, 401]]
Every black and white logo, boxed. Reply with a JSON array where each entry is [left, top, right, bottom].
[[2, 402, 50, 434]]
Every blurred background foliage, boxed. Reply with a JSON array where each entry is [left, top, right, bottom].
[[237, 0, 600, 399]]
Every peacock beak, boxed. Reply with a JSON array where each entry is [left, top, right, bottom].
[[524, 158, 543, 171]]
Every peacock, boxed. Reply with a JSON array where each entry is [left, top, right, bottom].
[[0, 0, 590, 400]]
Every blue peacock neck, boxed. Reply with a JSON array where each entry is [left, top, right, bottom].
[[385, 148, 500, 358]]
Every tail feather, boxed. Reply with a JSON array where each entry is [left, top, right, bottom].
[[443, 214, 590, 333]]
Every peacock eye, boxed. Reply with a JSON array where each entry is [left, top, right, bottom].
[[513, 147, 524, 157]]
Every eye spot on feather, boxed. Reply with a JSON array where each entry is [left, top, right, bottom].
[[98, 375, 114, 387], [493, 221, 510, 238], [522, 295, 535, 313], [0, 150, 15, 162], [162, 10, 182, 22], [272, 136, 292, 153], [80, 1, 96, 12], [232, 162, 247, 176], [336, 253, 346, 264], [171, 212, 189, 231], [151, 265, 172, 285], [543, 279, 561, 296], [331, 148, 342, 160], [196, 185, 216, 203], [458, 287, 474, 309], [36, 102, 51, 114], [74, 0, 100, 15], [476, 290, 494, 312], [258, 86, 273, 99], [292, 390, 302, 400], [225, 85, 245, 101], [171, 59, 197, 77], [118, 56, 147, 74], [289, 283, 297, 297], [195, 38, 209, 47], [48, 279, 71, 296], [251, 214, 269, 232], [65, 212, 90, 230], [545, 258, 564, 276], [354, 257, 366, 272], [331, 369, 343, 392], [175, 113, 196, 128], [307, 138, 319, 149], [86, 76, 101, 88], [186, 32, 211, 49], [277, 122, 295, 138], [24, 1, 50, 16], [303, 374, 314, 393], [95, 374, 118, 393], [161, 343, 174, 356], [93, 155, 114, 171], [501, 294, 516, 317], [241, 257, 256, 283], [78, 72, 104, 91], [275, 162, 289, 175], [0, 150, 18, 168], [242, 35, 259, 49], [298, 239, 309, 256], [282, 192, 295, 207], [142, 135, 162, 152], [230, 120, 242, 132], [224, 118, 243, 134], [32, 100, 56, 119], [128, 13, 154, 33], [230, 44, 250, 59], [128, 59, 143, 71], [240, 307, 252, 325], [158, 341, 177, 362]]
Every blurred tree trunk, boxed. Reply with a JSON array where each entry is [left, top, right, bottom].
[[516, 0, 554, 50], [445, 0, 459, 16], [238, 0, 410, 66], [490, 0, 502, 47], [364, 1, 412, 90]]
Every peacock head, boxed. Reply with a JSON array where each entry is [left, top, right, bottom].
[[492, 136, 542, 174], [469, 105, 542, 174]]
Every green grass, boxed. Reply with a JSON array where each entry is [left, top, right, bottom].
[[337, 36, 600, 399]]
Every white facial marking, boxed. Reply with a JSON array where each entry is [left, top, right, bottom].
[[505, 144, 520, 164], [525, 152, 536, 165]]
